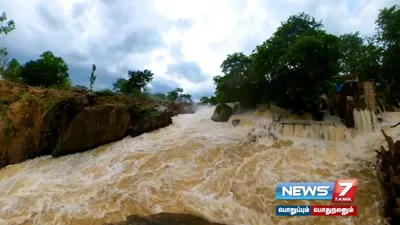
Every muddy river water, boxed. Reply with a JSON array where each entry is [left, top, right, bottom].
[[1, 106, 399, 225]]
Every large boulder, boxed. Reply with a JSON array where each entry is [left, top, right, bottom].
[[154, 101, 195, 116], [211, 103, 233, 122], [226, 102, 240, 114], [169, 102, 194, 115], [104, 213, 225, 225], [54, 104, 131, 157], [130, 106, 173, 137]]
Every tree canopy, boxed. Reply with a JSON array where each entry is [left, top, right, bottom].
[[2, 58, 21, 83], [1, 5, 400, 111], [19, 51, 70, 88], [213, 5, 400, 113], [200, 96, 217, 105], [113, 69, 154, 95], [214, 13, 341, 113], [0, 12, 16, 80], [0, 12, 15, 35]]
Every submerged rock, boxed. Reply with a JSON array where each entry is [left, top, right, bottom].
[[247, 133, 257, 142], [211, 103, 233, 122], [232, 119, 240, 126], [105, 213, 225, 225]]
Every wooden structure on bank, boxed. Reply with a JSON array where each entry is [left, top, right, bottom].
[[272, 73, 378, 128], [334, 73, 377, 127]]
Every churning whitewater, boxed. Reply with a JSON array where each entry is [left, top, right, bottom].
[[0, 106, 399, 225]]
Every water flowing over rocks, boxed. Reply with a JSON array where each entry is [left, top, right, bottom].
[[0, 80, 193, 167], [1, 103, 399, 225], [211, 102, 240, 122], [104, 213, 225, 225]]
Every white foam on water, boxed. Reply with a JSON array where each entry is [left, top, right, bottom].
[[353, 109, 380, 134], [0, 106, 398, 225]]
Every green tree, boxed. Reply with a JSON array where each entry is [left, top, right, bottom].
[[89, 64, 97, 91], [20, 51, 70, 87], [200, 96, 210, 104], [113, 70, 154, 95], [199, 96, 217, 105], [252, 13, 341, 114], [59, 77, 73, 90], [180, 93, 193, 103], [209, 96, 217, 105], [357, 38, 382, 82], [375, 5, 400, 105], [175, 87, 183, 93], [0, 12, 16, 79], [213, 52, 255, 106], [167, 89, 179, 102], [141, 86, 152, 98], [0, 48, 8, 75], [112, 78, 130, 94], [338, 32, 367, 75], [153, 92, 168, 100], [376, 5, 400, 48], [2, 58, 22, 82], [127, 69, 154, 94], [167, 88, 184, 102], [0, 12, 15, 35]]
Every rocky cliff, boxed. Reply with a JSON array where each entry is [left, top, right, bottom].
[[0, 80, 193, 168]]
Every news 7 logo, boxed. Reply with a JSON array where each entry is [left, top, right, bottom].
[[275, 179, 358, 203], [332, 179, 358, 203]]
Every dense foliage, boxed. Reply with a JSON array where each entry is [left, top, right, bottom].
[[20, 51, 70, 88], [166, 88, 193, 103], [199, 96, 217, 105], [202, 5, 400, 113], [1, 5, 400, 111], [112, 70, 154, 95]]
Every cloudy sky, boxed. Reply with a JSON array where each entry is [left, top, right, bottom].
[[0, 0, 398, 100]]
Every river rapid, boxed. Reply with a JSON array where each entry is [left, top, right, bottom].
[[1, 106, 399, 225]]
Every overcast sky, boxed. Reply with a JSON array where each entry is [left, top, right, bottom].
[[0, 0, 398, 100]]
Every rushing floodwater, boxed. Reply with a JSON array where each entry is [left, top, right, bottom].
[[0, 106, 399, 225]]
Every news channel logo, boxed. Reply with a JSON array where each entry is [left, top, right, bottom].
[[275, 180, 358, 202]]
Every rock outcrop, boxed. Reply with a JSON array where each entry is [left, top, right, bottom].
[[130, 105, 173, 137], [226, 102, 240, 114], [53, 104, 132, 157], [0, 80, 190, 168], [232, 119, 240, 126], [211, 103, 233, 122], [104, 213, 225, 225], [376, 129, 400, 225], [155, 101, 195, 115]]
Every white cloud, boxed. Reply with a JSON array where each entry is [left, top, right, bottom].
[[0, 0, 398, 96]]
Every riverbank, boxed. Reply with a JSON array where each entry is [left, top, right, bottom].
[[377, 128, 400, 225], [0, 80, 193, 168]]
